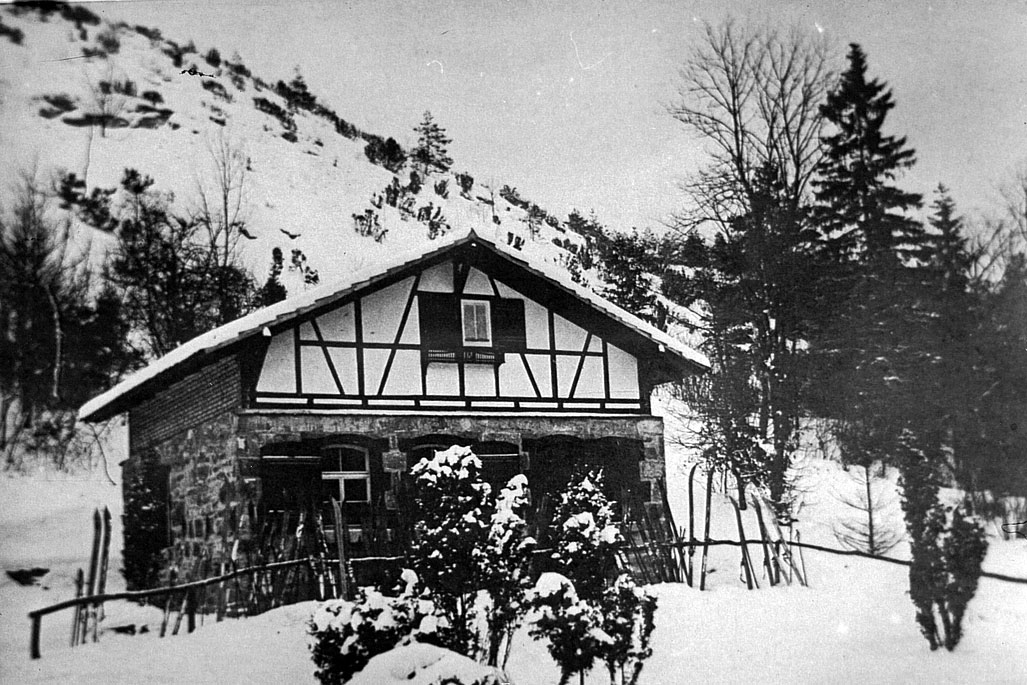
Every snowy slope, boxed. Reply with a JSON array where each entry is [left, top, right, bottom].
[[0, 5, 587, 290]]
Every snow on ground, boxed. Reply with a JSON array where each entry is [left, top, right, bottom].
[[3, 459, 1026, 684]]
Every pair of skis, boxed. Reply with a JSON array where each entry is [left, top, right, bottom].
[[70, 507, 112, 646]]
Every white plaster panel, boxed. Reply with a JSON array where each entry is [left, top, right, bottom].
[[493, 280, 523, 299], [588, 335, 603, 353], [608, 344, 640, 398], [362, 277, 414, 343], [553, 314, 587, 351], [400, 303, 420, 344], [425, 364, 460, 395], [382, 350, 422, 395], [464, 364, 496, 396], [327, 347, 358, 394], [573, 356, 605, 398], [556, 355, 580, 397], [498, 354, 536, 397], [418, 261, 453, 293], [524, 299, 550, 349], [463, 267, 494, 295], [298, 321, 316, 341], [255, 331, 295, 393], [300, 346, 339, 394], [524, 354, 552, 396], [363, 348, 390, 395], [316, 303, 356, 342]]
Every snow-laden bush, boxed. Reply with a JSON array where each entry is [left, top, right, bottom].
[[529, 573, 657, 685], [530, 573, 610, 685], [409, 446, 535, 666], [409, 445, 494, 656], [309, 570, 443, 685], [549, 471, 621, 600], [480, 474, 536, 668], [599, 575, 657, 685]]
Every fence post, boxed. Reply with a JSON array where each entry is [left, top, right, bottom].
[[186, 587, 196, 633], [30, 614, 42, 659]]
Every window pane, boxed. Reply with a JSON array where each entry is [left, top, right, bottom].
[[463, 302, 477, 340], [322, 446, 367, 472], [343, 478, 369, 503], [463, 301, 490, 342]]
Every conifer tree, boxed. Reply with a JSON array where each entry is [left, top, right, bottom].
[[813, 43, 924, 265], [811, 47, 987, 652], [411, 110, 453, 176]]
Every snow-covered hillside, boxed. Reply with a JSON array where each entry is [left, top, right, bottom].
[[0, 4, 587, 289]]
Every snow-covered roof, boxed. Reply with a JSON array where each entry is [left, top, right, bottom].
[[79, 228, 708, 421]]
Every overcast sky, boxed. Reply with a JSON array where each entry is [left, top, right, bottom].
[[99, 0, 1027, 232]]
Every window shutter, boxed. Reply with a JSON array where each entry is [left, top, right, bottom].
[[492, 298, 526, 351], [418, 292, 460, 348]]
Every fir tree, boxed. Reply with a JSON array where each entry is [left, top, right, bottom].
[[411, 110, 453, 176], [254, 247, 287, 307], [813, 43, 924, 265]]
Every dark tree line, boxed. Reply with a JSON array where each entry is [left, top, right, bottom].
[[1, 163, 291, 464], [620, 25, 1022, 651]]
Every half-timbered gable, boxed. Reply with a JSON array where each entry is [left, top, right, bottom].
[[248, 245, 672, 414], [79, 229, 708, 588]]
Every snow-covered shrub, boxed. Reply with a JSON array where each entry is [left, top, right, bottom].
[[599, 575, 657, 685], [309, 570, 442, 685], [530, 573, 610, 685], [409, 446, 535, 666], [549, 471, 621, 600], [530, 572, 658, 685], [480, 474, 536, 668], [409, 445, 494, 656]]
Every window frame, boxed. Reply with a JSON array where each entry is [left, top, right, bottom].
[[461, 298, 492, 347], [321, 444, 371, 505]]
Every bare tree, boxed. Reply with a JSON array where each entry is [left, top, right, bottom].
[[669, 19, 832, 225], [833, 463, 902, 555], [664, 20, 835, 518], [970, 161, 1027, 282], [194, 131, 249, 269], [83, 62, 127, 138]]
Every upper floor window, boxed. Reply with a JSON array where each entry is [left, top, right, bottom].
[[462, 300, 491, 345], [419, 291, 526, 362]]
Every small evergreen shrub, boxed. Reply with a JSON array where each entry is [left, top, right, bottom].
[[530, 574, 609, 685], [456, 172, 474, 196], [549, 471, 621, 600], [96, 26, 120, 54], [309, 570, 441, 685], [409, 446, 535, 666], [141, 90, 164, 105], [0, 20, 25, 45], [364, 136, 406, 172], [204, 47, 221, 68]]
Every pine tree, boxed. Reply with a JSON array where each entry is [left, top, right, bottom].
[[254, 247, 287, 307], [411, 111, 453, 176], [813, 43, 924, 265]]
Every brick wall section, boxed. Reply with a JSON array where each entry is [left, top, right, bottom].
[[130, 356, 241, 453]]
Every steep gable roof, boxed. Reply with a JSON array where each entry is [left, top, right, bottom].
[[79, 228, 708, 422]]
